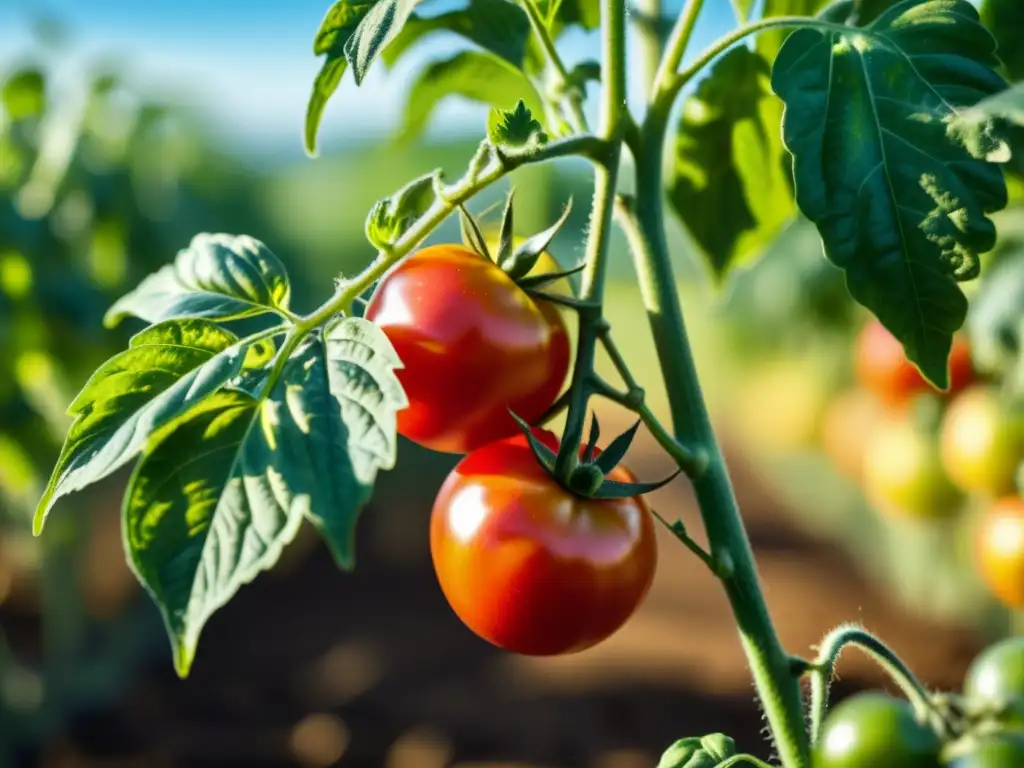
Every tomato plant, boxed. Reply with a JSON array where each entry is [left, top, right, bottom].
[[943, 732, 1024, 767], [365, 243, 570, 454], [430, 428, 656, 655], [20, 0, 1024, 765], [974, 498, 1024, 608], [813, 692, 941, 768]]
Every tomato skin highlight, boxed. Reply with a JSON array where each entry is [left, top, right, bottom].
[[430, 429, 657, 656], [940, 386, 1024, 497], [365, 244, 570, 454], [974, 499, 1024, 609], [813, 693, 941, 768], [855, 320, 973, 406]]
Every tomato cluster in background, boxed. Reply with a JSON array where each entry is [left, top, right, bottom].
[[713, 211, 1024, 639]]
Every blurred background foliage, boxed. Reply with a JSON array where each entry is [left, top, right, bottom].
[[1, 2, 1023, 766]]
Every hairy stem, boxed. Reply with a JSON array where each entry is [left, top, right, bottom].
[[554, 0, 626, 475], [625, 111, 811, 767], [652, 0, 706, 99], [809, 624, 941, 743]]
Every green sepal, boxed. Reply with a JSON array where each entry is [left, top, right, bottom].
[[593, 419, 640, 475], [500, 198, 573, 280], [517, 263, 585, 291], [459, 205, 492, 259], [495, 189, 516, 268], [582, 412, 600, 462], [589, 471, 681, 501], [508, 409, 558, 471]]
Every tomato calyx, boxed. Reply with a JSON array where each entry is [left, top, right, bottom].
[[458, 191, 579, 289], [509, 410, 680, 501]]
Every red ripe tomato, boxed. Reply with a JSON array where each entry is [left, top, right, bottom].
[[974, 497, 1024, 608], [855, 320, 973, 406], [430, 429, 657, 655], [365, 244, 570, 454]]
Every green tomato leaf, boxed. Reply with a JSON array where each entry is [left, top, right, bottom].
[[396, 50, 545, 144], [852, 0, 905, 25], [104, 233, 292, 328], [305, 0, 421, 155], [982, 0, 1024, 81], [365, 170, 439, 249], [668, 46, 795, 279], [383, 0, 531, 69], [534, 0, 600, 31], [488, 100, 548, 150], [305, 317, 407, 567], [757, 0, 831, 61], [124, 317, 405, 677], [771, 0, 1009, 388], [34, 319, 248, 534]]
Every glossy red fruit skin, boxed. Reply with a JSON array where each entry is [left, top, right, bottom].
[[855, 320, 973, 406], [365, 244, 570, 454], [430, 429, 657, 656]]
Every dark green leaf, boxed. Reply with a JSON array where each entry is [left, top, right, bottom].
[[34, 320, 248, 534], [365, 170, 439, 248], [383, 0, 531, 69], [396, 50, 544, 144], [771, 0, 1009, 387], [306, 317, 406, 566], [534, 0, 600, 31], [314, 0, 378, 56], [593, 419, 640, 475], [105, 233, 292, 327], [487, 100, 548, 149], [124, 317, 404, 677], [2, 67, 46, 120], [668, 46, 795, 279], [982, 0, 1024, 81], [851, 0, 904, 25]]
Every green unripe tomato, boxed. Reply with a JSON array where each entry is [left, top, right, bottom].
[[657, 733, 736, 768], [814, 693, 941, 768], [963, 638, 1024, 726], [943, 731, 1024, 767]]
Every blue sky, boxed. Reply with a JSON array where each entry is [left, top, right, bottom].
[[0, 0, 735, 160]]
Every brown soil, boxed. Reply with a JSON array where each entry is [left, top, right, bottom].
[[3, 408, 986, 768]]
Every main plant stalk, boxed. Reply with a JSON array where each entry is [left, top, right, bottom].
[[627, 102, 812, 767]]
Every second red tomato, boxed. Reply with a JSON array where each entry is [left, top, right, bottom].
[[365, 244, 570, 454], [430, 429, 657, 656]]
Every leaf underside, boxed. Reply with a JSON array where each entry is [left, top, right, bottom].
[[771, 0, 1008, 387]]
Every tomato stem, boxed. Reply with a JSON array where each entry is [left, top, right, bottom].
[[517, 0, 589, 133], [808, 624, 945, 744], [625, 13, 812, 764], [551, 0, 627, 481]]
